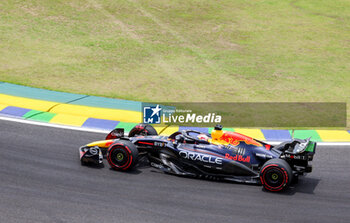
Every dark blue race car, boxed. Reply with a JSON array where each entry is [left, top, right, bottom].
[[80, 124, 316, 192]]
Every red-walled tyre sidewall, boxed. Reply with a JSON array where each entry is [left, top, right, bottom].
[[260, 159, 292, 192], [107, 141, 138, 171]]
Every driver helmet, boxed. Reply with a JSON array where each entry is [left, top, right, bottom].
[[211, 125, 224, 141], [197, 133, 209, 141]]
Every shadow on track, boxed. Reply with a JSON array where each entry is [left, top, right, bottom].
[[262, 177, 320, 195]]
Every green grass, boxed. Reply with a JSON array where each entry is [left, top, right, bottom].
[[0, 0, 349, 126]]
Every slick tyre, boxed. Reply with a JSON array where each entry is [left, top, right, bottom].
[[128, 124, 158, 137], [107, 141, 138, 171], [260, 158, 292, 192]]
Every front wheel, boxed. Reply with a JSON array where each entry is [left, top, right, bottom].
[[107, 140, 138, 171], [260, 159, 292, 192], [128, 124, 158, 137]]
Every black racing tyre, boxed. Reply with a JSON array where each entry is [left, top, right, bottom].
[[260, 158, 293, 192], [128, 124, 158, 137], [107, 140, 138, 171]]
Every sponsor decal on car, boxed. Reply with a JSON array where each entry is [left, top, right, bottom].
[[154, 141, 166, 147], [225, 153, 251, 163], [284, 153, 307, 160], [179, 151, 223, 165]]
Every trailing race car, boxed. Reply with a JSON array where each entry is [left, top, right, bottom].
[[79, 124, 316, 192]]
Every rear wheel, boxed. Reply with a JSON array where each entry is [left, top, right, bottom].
[[107, 141, 138, 171], [128, 124, 158, 137], [260, 159, 292, 192]]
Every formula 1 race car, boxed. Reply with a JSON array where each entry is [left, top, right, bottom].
[[79, 124, 316, 192]]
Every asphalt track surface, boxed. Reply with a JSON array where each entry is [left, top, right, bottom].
[[0, 120, 349, 223]]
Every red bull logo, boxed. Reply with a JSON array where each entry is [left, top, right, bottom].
[[225, 153, 251, 163], [220, 132, 262, 147]]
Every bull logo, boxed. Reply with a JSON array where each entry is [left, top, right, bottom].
[[220, 132, 262, 147]]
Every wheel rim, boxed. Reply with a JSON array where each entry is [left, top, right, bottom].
[[264, 168, 285, 188], [271, 173, 279, 180], [110, 148, 129, 167], [116, 153, 124, 161]]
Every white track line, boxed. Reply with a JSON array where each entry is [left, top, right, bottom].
[[267, 141, 350, 146], [0, 115, 109, 134], [1, 115, 350, 146]]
